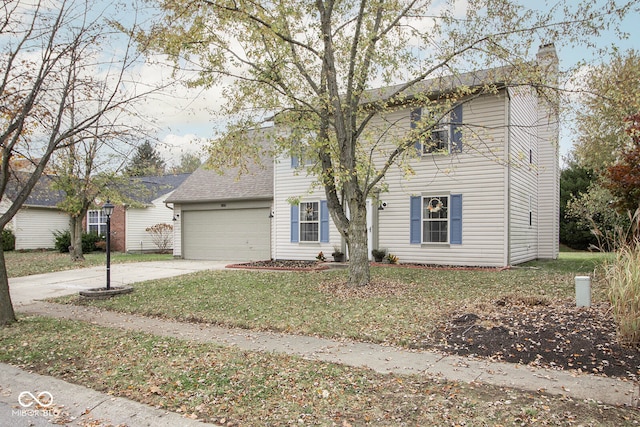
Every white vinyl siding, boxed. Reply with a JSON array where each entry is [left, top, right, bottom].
[[508, 86, 539, 264], [13, 208, 69, 250], [537, 91, 560, 260], [273, 161, 341, 261], [172, 204, 182, 257], [377, 93, 509, 267], [125, 192, 177, 253], [271, 85, 558, 267]]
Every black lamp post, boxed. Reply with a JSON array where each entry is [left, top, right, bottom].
[[102, 200, 114, 290]]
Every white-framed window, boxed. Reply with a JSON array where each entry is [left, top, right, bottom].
[[291, 133, 317, 168], [422, 196, 449, 243], [411, 104, 463, 155], [299, 201, 319, 242], [87, 210, 107, 235], [422, 125, 449, 154]]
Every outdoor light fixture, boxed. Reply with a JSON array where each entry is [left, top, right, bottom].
[[102, 200, 114, 290]]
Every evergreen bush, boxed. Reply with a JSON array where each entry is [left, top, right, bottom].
[[54, 230, 104, 253], [1, 229, 15, 251]]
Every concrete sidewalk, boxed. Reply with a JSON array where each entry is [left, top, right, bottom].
[[0, 363, 212, 427], [2, 260, 639, 426], [18, 301, 640, 408]]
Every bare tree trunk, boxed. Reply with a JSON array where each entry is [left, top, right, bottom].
[[69, 215, 85, 261], [347, 202, 370, 287], [0, 245, 16, 325]]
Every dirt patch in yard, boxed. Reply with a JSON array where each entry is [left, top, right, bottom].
[[420, 296, 640, 381]]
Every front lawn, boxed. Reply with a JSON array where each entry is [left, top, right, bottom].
[[1, 316, 636, 426], [8, 252, 638, 425], [57, 253, 612, 348]]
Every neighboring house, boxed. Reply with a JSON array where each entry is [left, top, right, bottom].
[[1, 172, 190, 252], [1, 174, 68, 250], [172, 44, 560, 267], [86, 174, 191, 253], [166, 150, 273, 262]]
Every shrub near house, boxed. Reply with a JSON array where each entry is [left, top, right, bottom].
[[146, 223, 173, 253], [53, 230, 104, 253]]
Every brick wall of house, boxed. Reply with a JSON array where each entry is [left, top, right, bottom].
[[109, 205, 126, 252]]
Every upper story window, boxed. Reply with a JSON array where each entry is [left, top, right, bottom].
[[291, 134, 317, 168], [423, 123, 449, 154], [411, 104, 463, 155], [87, 210, 107, 235]]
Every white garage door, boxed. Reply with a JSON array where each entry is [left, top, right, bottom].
[[182, 208, 270, 261]]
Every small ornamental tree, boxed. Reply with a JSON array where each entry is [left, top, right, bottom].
[[146, 223, 173, 253]]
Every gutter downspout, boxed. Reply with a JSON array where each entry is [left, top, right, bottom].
[[272, 155, 277, 261], [505, 89, 512, 267]]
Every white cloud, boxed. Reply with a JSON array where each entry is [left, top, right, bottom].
[[157, 133, 206, 166]]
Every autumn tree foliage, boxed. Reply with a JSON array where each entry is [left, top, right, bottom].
[[606, 114, 640, 215], [573, 50, 640, 171]]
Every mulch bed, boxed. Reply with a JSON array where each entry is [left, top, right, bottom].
[[227, 260, 329, 271], [229, 260, 640, 381], [420, 296, 640, 381]]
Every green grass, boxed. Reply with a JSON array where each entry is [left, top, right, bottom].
[[57, 252, 611, 347], [5, 251, 173, 278], [8, 251, 635, 425], [1, 316, 636, 426], [522, 251, 614, 274]]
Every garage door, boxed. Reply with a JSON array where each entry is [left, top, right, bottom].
[[182, 208, 271, 261]]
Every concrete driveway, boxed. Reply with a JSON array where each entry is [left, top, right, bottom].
[[9, 259, 231, 307]]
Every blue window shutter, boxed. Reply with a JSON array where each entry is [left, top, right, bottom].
[[411, 108, 422, 153], [410, 196, 421, 244], [451, 104, 463, 153], [291, 154, 299, 168], [450, 194, 462, 244], [320, 200, 329, 243], [290, 205, 299, 243]]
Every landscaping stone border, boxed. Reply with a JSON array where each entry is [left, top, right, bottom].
[[79, 286, 134, 299]]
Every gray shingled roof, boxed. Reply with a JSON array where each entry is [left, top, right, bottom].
[[4, 173, 191, 209], [4, 173, 65, 208], [165, 159, 273, 204]]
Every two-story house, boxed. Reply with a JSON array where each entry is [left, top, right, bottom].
[[170, 44, 559, 267]]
